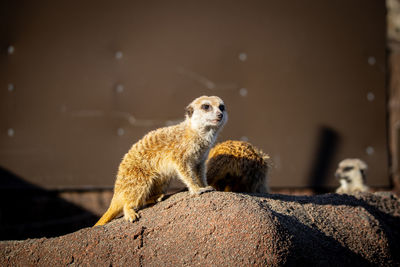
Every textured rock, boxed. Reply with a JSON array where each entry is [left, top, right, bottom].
[[1, 191, 399, 266]]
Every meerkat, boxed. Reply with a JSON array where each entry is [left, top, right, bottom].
[[335, 158, 369, 194], [206, 140, 271, 193], [94, 96, 227, 226]]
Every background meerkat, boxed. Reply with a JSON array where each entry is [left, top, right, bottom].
[[94, 96, 227, 226], [335, 158, 369, 194], [206, 140, 271, 193]]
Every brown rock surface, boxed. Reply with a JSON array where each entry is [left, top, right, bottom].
[[1, 191, 399, 266]]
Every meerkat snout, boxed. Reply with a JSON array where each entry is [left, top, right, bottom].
[[335, 158, 369, 194], [216, 111, 223, 120]]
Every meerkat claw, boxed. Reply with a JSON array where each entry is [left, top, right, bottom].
[[124, 210, 140, 223], [195, 186, 216, 195]]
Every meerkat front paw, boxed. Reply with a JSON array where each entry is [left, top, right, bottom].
[[124, 209, 140, 223], [145, 194, 165, 205], [155, 194, 165, 202]]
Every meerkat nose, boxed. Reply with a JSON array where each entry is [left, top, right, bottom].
[[217, 113, 223, 119]]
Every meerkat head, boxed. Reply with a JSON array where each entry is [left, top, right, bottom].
[[185, 95, 228, 132], [335, 158, 368, 189]]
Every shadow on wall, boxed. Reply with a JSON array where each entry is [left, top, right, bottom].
[[0, 167, 98, 240], [307, 126, 340, 193]]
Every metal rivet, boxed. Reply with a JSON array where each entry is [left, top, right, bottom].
[[367, 92, 375, 102], [60, 105, 67, 113], [238, 52, 247, 62], [366, 146, 375, 155], [239, 88, 248, 97], [115, 51, 123, 59], [8, 46, 15, 55], [7, 128, 15, 137], [8, 83, 14, 92], [240, 136, 249, 142], [117, 128, 125, 136], [115, 84, 124, 93], [206, 81, 215, 90], [367, 56, 376, 66]]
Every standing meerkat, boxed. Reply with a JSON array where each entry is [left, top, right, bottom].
[[335, 158, 369, 194], [206, 140, 271, 193], [94, 96, 227, 226]]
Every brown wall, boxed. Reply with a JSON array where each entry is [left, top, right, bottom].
[[1, 0, 388, 190], [388, 0, 400, 191]]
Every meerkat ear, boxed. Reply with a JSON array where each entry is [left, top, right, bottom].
[[360, 169, 367, 181], [358, 160, 368, 171], [186, 105, 194, 117]]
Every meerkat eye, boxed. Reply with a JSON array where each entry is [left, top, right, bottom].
[[343, 166, 354, 172], [201, 104, 211, 111], [219, 104, 225, 112]]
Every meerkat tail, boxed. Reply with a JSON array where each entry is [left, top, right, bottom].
[[94, 197, 123, 227]]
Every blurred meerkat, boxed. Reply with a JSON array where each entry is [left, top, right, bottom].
[[335, 158, 369, 194], [94, 96, 227, 226], [206, 140, 271, 193]]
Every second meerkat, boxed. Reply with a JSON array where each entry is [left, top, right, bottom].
[[335, 158, 369, 194], [94, 96, 227, 226], [206, 140, 271, 193]]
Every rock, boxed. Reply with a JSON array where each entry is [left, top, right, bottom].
[[0, 192, 399, 266]]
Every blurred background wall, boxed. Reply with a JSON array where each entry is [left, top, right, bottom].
[[0, 0, 394, 239], [388, 0, 400, 192]]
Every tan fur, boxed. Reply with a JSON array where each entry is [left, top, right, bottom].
[[335, 158, 369, 194], [94, 96, 227, 226], [206, 140, 271, 193]]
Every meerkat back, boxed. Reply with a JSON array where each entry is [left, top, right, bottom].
[[206, 140, 270, 193]]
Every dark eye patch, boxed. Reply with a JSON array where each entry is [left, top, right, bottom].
[[219, 104, 225, 112], [201, 104, 211, 111], [344, 177, 352, 183], [343, 166, 354, 172]]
